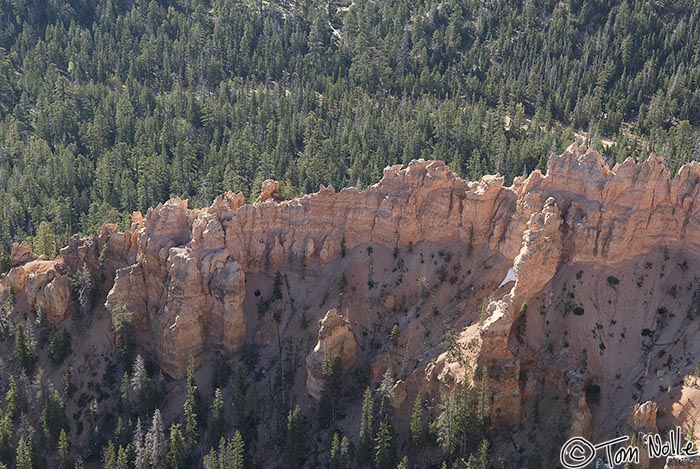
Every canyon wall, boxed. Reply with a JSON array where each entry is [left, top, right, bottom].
[[102, 158, 520, 378], [5, 143, 700, 440]]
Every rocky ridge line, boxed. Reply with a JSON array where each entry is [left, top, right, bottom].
[[4, 143, 700, 438]]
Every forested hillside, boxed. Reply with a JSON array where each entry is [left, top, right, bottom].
[[0, 0, 699, 255]]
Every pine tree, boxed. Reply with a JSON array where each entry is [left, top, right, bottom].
[[217, 437, 230, 467], [433, 378, 473, 456], [329, 432, 340, 469], [133, 418, 146, 469], [103, 440, 117, 469], [145, 409, 166, 469], [73, 263, 93, 317], [16, 436, 32, 469], [389, 319, 401, 344], [14, 323, 37, 375], [340, 436, 349, 469], [357, 387, 374, 464], [202, 448, 217, 469], [183, 360, 199, 451], [377, 370, 395, 416], [410, 395, 424, 449], [230, 430, 245, 469], [42, 390, 68, 445], [201, 432, 244, 469], [284, 405, 305, 467], [477, 367, 490, 431], [5, 376, 20, 420], [58, 428, 69, 469], [167, 424, 185, 469], [0, 412, 13, 461], [374, 416, 395, 469], [114, 417, 125, 448], [34, 220, 57, 258], [319, 356, 342, 426], [119, 372, 130, 414], [475, 438, 491, 468], [116, 445, 129, 469], [130, 354, 150, 410], [210, 388, 225, 442], [112, 303, 135, 366]]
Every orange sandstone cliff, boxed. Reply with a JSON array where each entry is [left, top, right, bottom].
[[6, 143, 700, 465]]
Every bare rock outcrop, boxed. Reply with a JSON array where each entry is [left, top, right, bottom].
[[106, 199, 246, 378], [99, 159, 519, 378], [35, 275, 71, 324], [256, 179, 281, 203], [631, 400, 659, 434], [305, 309, 358, 400], [10, 241, 37, 267], [1, 259, 71, 325], [8, 143, 700, 457], [631, 400, 660, 469], [38, 142, 700, 427]]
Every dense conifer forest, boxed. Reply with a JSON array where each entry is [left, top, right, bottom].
[[0, 0, 699, 257]]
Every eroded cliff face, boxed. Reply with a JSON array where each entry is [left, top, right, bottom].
[[101, 158, 520, 378], [7, 143, 700, 465]]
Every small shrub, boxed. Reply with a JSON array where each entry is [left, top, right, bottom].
[[389, 324, 399, 347], [584, 384, 601, 405], [436, 266, 448, 284], [516, 303, 528, 343], [478, 299, 489, 326], [418, 276, 430, 297], [272, 272, 283, 301], [49, 329, 72, 365]]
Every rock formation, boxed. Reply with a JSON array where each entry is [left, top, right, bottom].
[[631, 401, 659, 434], [10, 241, 37, 267], [100, 158, 520, 378], [89, 147, 700, 369], [256, 179, 281, 203], [1, 259, 71, 326], [105, 198, 247, 377], [305, 309, 358, 399], [7, 142, 700, 456]]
